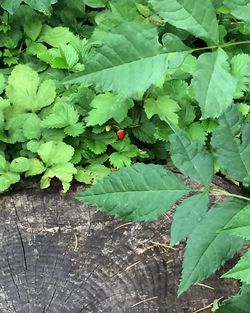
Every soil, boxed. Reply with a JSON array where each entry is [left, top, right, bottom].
[[0, 176, 243, 313]]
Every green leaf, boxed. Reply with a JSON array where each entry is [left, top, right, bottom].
[[24, 18, 42, 41], [41, 103, 79, 128], [6, 65, 56, 112], [0, 73, 6, 94], [222, 204, 250, 240], [1, 0, 58, 14], [223, 0, 250, 22], [192, 49, 237, 118], [211, 106, 250, 182], [9, 157, 30, 173], [178, 199, 245, 295], [40, 162, 76, 192], [169, 128, 214, 187], [0, 172, 20, 192], [76, 163, 190, 221], [25, 159, 45, 176], [223, 248, 250, 283], [59, 44, 79, 69], [145, 95, 180, 125], [75, 164, 111, 184], [149, 0, 219, 45], [214, 285, 250, 313], [38, 141, 74, 166], [64, 123, 85, 137], [64, 21, 168, 96], [230, 53, 250, 98], [171, 192, 209, 245], [86, 93, 134, 126], [38, 26, 73, 47], [23, 114, 41, 140], [0, 155, 7, 172]]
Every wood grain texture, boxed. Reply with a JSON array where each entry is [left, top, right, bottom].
[[0, 180, 241, 313]]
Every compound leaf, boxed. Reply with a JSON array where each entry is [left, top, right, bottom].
[[179, 199, 245, 295], [76, 163, 190, 221], [38, 141, 74, 166]]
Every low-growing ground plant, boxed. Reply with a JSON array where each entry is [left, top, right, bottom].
[[0, 0, 250, 310]]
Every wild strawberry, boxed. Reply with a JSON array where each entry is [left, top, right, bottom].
[[116, 129, 125, 140]]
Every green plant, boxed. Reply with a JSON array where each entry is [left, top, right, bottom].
[[0, 0, 250, 308]]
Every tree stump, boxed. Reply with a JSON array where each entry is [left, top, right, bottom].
[[0, 180, 240, 313]]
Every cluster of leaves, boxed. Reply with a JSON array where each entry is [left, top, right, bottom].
[[1, 0, 250, 309]]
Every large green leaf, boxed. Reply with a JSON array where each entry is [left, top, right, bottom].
[[178, 199, 245, 295], [149, 0, 219, 44], [76, 163, 190, 221], [192, 49, 237, 118], [223, 0, 250, 22], [64, 21, 168, 97], [214, 285, 250, 313], [1, 0, 58, 14], [86, 93, 134, 126], [171, 192, 209, 245], [223, 248, 250, 284], [222, 204, 250, 240], [211, 106, 250, 182], [169, 128, 214, 187]]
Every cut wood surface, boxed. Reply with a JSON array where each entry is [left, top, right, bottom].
[[0, 177, 242, 313]]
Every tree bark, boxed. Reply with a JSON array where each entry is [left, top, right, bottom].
[[0, 177, 243, 313]]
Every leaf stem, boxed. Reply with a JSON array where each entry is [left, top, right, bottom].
[[189, 188, 250, 202], [210, 190, 250, 202], [188, 40, 250, 53]]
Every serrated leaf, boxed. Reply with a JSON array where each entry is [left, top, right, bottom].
[[25, 159, 45, 176], [41, 103, 79, 128], [38, 26, 73, 47], [214, 291, 250, 313], [149, 0, 219, 44], [64, 123, 85, 137], [145, 95, 180, 125], [23, 114, 41, 139], [40, 162, 76, 192], [75, 164, 110, 184], [1, 0, 58, 14], [86, 93, 133, 126], [6, 65, 56, 112], [0, 73, 6, 94], [59, 44, 79, 69], [223, 248, 250, 284], [192, 49, 237, 118], [171, 192, 209, 245], [223, 0, 250, 22], [222, 204, 250, 240], [64, 21, 168, 96], [169, 128, 214, 187], [76, 163, 190, 221], [0, 172, 20, 192], [24, 18, 42, 41], [9, 157, 30, 173], [0, 155, 7, 172], [230, 53, 250, 98], [211, 106, 250, 182], [178, 199, 245, 295], [38, 141, 74, 166]]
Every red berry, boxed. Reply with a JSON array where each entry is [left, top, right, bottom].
[[116, 129, 125, 140]]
